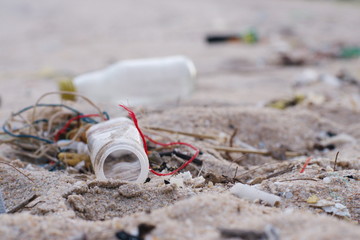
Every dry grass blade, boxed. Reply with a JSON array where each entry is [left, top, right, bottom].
[[144, 126, 219, 140], [212, 145, 301, 158], [0, 161, 35, 183]]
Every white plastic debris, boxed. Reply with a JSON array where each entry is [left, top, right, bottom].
[[323, 203, 351, 218], [295, 69, 319, 86], [169, 177, 185, 188], [295, 69, 341, 87], [310, 199, 351, 218], [230, 183, 281, 206], [57, 140, 89, 154], [176, 171, 193, 181], [323, 177, 332, 184], [60, 55, 196, 106], [86, 117, 149, 183], [169, 171, 206, 188], [192, 176, 206, 188]]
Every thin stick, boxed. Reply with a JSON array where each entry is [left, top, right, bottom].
[[233, 166, 239, 179], [144, 126, 219, 140], [212, 146, 269, 155], [279, 178, 318, 182], [0, 161, 34, 183], [213, 146, 300, 158], [265, 164, 294, 179], [225, 128, 238, 161], [333, 151, 340, 171], [7, 194, 38, 213]]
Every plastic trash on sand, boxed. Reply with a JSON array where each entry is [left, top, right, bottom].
[[59, 55, 196, 106], [230, 183, 281, 206], [86, 117, 149, 183]]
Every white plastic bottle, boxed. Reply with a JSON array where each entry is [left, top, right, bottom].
[[59, 55, 196, 106], [86, 117, 149, 183]]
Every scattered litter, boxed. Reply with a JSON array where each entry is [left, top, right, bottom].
[[60, 55, 196, 106], [230, 183, 281, 206], [169, 171, 206, 188], [310, 200, 351, 218], [299, 157, 312, 173], [294, 69, 339, 87], [266, 95, 305, 110], [206, 29, 259, 44], [1, 92, 108, 170], [158, 150, 203, 166], [339, 46, 360, 59], [323, 203, 351, 218], [323, 177, 332, 184], [294, 69, 359, 88], [115, 223, 155, 240], [0, 190, 6, 214], [277, 52, 307, 66], [169, 177, 185, 188], [87, 117, 149, 183], [119, 105, 200, 177], [307, 195, 319, 204], [220, 224, 280, 240]]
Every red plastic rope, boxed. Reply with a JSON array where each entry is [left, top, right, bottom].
[[299, 156, 312, 173], [119, 105, 200, 176], [54, 114, 102, 142]]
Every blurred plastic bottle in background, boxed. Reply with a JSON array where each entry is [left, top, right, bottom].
[[59, 55, 196, 106]]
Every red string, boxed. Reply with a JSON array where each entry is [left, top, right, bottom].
[[119, 105, 200, 176], [54, 114, 102, 142], [299, 156, 312, 173], [119, 105, 148, 154]]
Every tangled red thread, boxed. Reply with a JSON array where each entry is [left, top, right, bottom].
[[119, 105, 200, 176]]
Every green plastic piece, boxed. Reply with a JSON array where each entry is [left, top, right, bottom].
[[340, 47, 360, 59]]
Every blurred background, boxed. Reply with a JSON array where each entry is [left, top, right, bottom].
[[1, 0, 360, 117]]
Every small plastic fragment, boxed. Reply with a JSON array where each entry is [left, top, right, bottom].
[[169, 177, 184, 188], [307, 195, 319, 204], [309, 199, 351, 218], [323, 177, 331, 184], [0, 190, 6, 214], [322, 203, 351, 218], [230, 183, 281, 206]]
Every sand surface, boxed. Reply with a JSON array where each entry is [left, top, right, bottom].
[[1, 0, 360, 239]]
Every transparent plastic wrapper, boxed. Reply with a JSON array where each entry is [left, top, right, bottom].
[[86, 117, 149, 183], [59, 55, 196, 106]]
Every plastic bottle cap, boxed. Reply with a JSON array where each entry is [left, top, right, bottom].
[[58, 78, 77, 101]]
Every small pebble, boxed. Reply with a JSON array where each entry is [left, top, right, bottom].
[[284, 192, 293, 199], [323, 177, 331, 183]]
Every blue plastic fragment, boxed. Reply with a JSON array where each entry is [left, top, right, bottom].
[[0, 190, 6, 214]]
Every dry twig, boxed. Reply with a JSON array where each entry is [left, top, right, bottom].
[[0, 161, 34, 183], [7, 194, 38, 213], [333, 151, 340, 171]]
